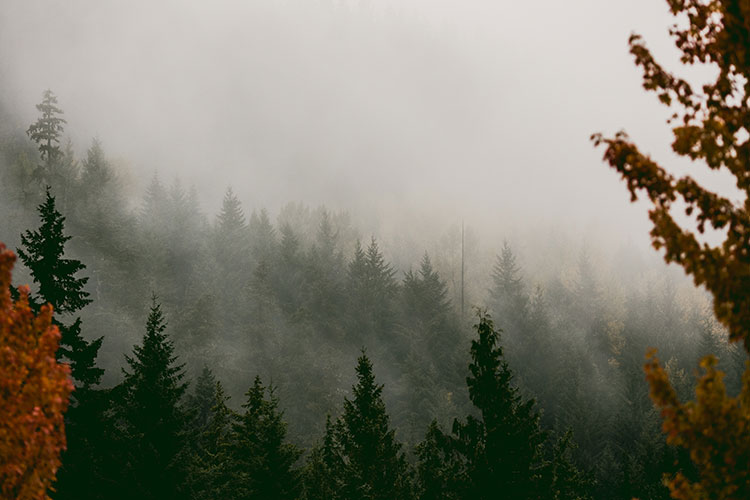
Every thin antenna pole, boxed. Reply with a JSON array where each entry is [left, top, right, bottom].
[[461, 220, 465, 319]]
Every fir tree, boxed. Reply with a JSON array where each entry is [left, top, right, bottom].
[[17, 188, 102, 387], [116, 296, 188, 500], [455, 311, 547, 498], [187, 376, 234, 500], [26, 90, 66, 163], [227, 376, 301, 500], [337, 351, 413, 500], [26, 90, 67, 188], [416, 312, 589, 499], [302, 415, 345, 500]]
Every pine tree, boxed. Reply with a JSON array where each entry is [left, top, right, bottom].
[[415, 420, 465, 500], [337, 352, 413, 500], [302, 415, 345, 500], [346, 238, 398, 341], [248, 208, 277, 264], [116, 296, 188, 500], [456, 311, 548, 497], [488, 242, 528, 344], [26, 90, 67, 188], [416, 312, 588, 499], [26, 90, 66, 163], [227, 376, 301, 500], [186, 375, 234, 500], [17, 188, 103, 388], [304, 210, 346, 335]]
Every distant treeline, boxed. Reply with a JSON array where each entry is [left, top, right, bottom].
[[1, 92, 746, 499]]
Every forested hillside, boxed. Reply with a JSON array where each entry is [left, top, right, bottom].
[[2, 91, 746, 499]]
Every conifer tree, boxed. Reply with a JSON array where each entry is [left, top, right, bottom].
[[416, 312, 589, 499], [26, 90, 66, 163], [186, 375, 234, 500], [26, 90, 67, 188], [248, 208, 277, 264], [337, 352, 413, 500], [346, 238, 398, 341], [17, 188, 103, 388], [116, 296, 187, 500], [227, 376, 301, 500], [302, 415, 345, 500], [488, 242, 528, 349], [454, 311, 547, 498]]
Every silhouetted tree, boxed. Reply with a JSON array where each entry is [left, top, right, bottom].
[[227, 376, 301, 500], [115, 296, 188, 500]]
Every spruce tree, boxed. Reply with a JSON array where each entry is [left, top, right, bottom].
[[416, 312, 589, 499], [337, 352, 413, 500], [116, 296, 188, 500], [26, 90, 66, 188], [17, 187, 103, 387], [186, 376, 234, 500], [227, 376, 301, 500], [455, 311, 547, 498], [487, 242, 528, 350], [302, 415, 345, 500], [26, 90, 66, 163], [346, 238, 398, 341]]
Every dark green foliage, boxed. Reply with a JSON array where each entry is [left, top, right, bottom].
[[455, 311, 548, 498], [302, 415, 345, 500], [227, 376, 301, 500], [415, 420, 465, 500], [416, 312, 590, 500], [186, 373, 234, 500], [17, 188, 103, 388], [116, 296, 188, 500], [337, 352, 413, 500], [18, 188, 91, 314]]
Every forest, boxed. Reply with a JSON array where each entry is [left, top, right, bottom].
[[3, 1, 750, 500]]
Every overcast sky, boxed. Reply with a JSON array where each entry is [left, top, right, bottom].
[[1, 0, 730, 252]]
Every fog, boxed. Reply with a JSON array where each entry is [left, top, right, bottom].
[[0, 0, 701, 251]]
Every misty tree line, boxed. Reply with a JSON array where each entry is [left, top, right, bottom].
[[1, 92, 746, 499]]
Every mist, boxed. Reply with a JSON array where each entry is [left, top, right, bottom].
[[1, 0, 696, 249], [1, 2, 745, 499]]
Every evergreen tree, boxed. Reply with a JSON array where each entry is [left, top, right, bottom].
[[26, 90, 66, 188], [346, 238, 398, 341], [17, 188, 102, 387], [302, 415, 345, 500], [416, 312, 588, 499], [415, 420, 465, 500], [116, 296, 188, 500], [248, 208, 277, 264], [187, 376, 234, 500], [304, 210, 346, 335], [489, 242, 526, 315], [26, 90, 66, 162], [227, 376, 301, 500], [337, 352, 413, 500], [487, 242, 528, 357], [455, 311, 548, 497]]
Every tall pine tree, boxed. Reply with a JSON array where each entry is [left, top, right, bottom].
[[227, 376, 301, 500], [337, 352, 413, 500], [17, 187, 103, 388], [115, 296, 187, 500]]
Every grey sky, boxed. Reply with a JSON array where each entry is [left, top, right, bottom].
[[1, 0, 725, 251]]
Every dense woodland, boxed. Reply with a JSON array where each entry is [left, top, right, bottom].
[[1, 88, 746, 500]]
